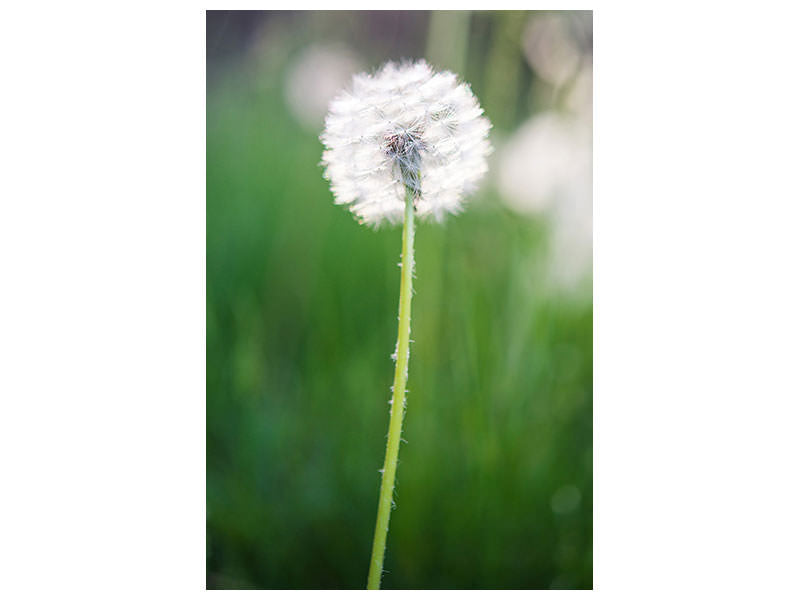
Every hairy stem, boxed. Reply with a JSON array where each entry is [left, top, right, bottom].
[[367, 188, 416, 590]]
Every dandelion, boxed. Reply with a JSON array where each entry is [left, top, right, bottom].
[[319, 60, 491, 589], [321, 59, 492, 226]]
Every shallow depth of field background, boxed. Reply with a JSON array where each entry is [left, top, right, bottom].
[[207, 10, 592, 590]]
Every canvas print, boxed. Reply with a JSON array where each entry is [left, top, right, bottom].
[[207, 10, 592, 589]]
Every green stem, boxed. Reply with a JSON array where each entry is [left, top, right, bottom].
[[367, 187, 416, 590]]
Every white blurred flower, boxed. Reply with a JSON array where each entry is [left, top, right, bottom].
[[522, 13, 583, 88], [497, 112, 589, 215], [320, 60, 492, 226], [549, 174, 592, 294], [285, 44, 364, 131], [566, 64, 593, 124], [497, 110, 592, 294]]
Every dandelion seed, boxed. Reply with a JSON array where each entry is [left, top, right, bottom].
[[320, 60, 492, 226]]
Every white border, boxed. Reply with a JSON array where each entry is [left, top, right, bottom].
[[2, 3, 799, 596]]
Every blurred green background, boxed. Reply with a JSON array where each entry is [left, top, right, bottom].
[[207, 10, 592, 590]]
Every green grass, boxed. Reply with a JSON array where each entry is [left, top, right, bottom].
[[207, 62, 592, 590]]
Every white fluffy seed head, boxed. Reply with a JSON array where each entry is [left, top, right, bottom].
[[320, 60, 493, 226]]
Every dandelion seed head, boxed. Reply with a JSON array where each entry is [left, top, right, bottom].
[[320, 60, 493, 226]]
